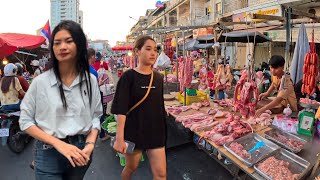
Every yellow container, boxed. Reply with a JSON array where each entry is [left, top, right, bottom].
[[177, 90, 208, 105]]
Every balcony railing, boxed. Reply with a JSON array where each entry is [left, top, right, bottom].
[[224, 0, 248, 14]]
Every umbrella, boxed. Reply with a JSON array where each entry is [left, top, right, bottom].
[[290, 24, 310, 84], [0, 33, 46, 59]]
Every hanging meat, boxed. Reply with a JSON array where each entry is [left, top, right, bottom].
[[212, 64, 233, 91], [199, 65, 208, 91], [178, 56, 194, 93], [184, 56, 194, 88], [178, 57, 185, 93], [302, 28, 319, 96], [214, 64, 226, 90], [233, 70, 259, 118], [225, 64, 234, 90]]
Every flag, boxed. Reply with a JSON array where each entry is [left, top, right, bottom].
[[41, 20, 51, 45]]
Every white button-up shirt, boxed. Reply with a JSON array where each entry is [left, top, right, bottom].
[[19, 69, 102, 139]]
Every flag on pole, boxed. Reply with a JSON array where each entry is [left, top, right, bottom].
[[41, 20, 51, 45]]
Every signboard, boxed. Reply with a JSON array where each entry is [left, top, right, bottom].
[[232, 5, 282, 29], [267, 28, 320, 43], [193, 27, 214, 38], [248, 0, 275, 7]]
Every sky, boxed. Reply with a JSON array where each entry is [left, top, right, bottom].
[[0, 0, 157, 46]]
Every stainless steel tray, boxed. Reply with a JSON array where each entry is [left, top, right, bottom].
[[224, 133, 280, 167], [265, 128, 307, 153], [254, 149, 310, 180], [299, 102, 319, 109]]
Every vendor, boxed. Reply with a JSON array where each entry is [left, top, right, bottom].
[[255, 55, 298, 117], [192, 51, 202, 77]]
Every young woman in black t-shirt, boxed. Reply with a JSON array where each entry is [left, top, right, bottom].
[[111, 36, 167, 180]]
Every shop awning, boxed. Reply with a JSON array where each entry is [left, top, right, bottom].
[[218, 31, 272, 43], [196, 34, 214, 41], [179, 39, 213, 51], [112, 46, 133, 51], [0, 33, 46, 59]]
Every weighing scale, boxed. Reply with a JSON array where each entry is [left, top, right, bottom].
[[298, 102, 318, 136]]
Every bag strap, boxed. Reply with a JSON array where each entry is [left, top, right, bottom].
[[126, 71, 154, 115]]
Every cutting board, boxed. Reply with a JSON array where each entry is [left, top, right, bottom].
[[257, 99, 283, 114]]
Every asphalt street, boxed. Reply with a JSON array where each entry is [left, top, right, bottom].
[[0, 139, 233, 180]]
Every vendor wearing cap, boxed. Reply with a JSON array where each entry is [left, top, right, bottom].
[[92, 52, 108, 71], [255, 55, 298, 117], [30, 60, 41, 78]]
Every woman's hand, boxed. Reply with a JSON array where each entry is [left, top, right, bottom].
[[82, 144, 94, 158], [53, 141, 90, 167], [113, 138, 127, 154]]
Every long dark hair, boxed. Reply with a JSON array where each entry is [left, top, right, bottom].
[[1, 77, 15, 94], [49, 20, 92, 109]]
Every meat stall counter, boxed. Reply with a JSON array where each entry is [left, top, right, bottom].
[[164, 99, 320, 180]]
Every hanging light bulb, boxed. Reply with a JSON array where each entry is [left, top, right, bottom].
[[2, 57, 8, 65], [171, 37, 177, 48], [128, 51, 133, 57]]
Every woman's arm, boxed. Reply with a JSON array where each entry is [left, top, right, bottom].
[[18, 89, 25, 98], [113, 115, 127, 153]]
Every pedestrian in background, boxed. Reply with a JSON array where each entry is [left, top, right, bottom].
[[111, 35, 167, 180], [19, 20, 102, 180]]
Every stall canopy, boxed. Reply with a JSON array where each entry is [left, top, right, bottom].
[[218, 31, 272, 43], [0, 33, 46, 59], [180, 39, 214, 51], [111, 46, 133, 51]]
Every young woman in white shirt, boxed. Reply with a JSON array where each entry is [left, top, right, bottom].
[[19, 20, 102, 180]]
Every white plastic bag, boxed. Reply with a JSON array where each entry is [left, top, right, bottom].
[[154, 52, 171, 68], [272, 115, 299, 134]]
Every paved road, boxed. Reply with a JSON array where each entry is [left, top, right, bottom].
[[0, 71, 233, 180], [0, 139, 232, 180]]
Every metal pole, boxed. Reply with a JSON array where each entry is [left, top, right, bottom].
[[176, 34, 179, 81], [183, 30, 187, 106], [214, 28, 219, 100], [285, 7, 292, 71]]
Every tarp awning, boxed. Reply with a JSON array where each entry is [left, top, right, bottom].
[[180, 39, 213, 51], [112, 46, 133, 51], [0, 33, 46, 59], [218, 31, 272, 43], [196, 34, 214, 41]]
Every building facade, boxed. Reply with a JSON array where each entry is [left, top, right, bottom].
[[127, 0, 320, 68], [50, 0, 83, 30]]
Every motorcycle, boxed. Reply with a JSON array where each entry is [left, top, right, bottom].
[[0, 110, 32, 153]]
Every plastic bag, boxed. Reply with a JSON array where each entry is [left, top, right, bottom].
[[154, 52, 171, 68], [272, 115, 299, 134]]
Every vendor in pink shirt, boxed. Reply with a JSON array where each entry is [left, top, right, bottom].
[[92, 52, 108, 71]]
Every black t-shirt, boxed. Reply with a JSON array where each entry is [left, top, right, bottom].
[[111, 69, 166, 150]]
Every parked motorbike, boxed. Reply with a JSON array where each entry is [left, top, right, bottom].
[[0, 110, 32, 153]]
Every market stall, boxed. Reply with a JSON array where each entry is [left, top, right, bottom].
[[164, 98, 320, 179]]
